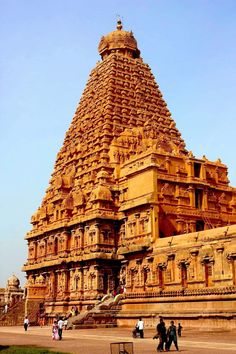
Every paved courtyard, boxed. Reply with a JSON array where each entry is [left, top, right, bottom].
[[0, 326, 236, 353]]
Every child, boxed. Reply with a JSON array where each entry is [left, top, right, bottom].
[[64, 318, 68, 330], [178, 322, 183, 337]]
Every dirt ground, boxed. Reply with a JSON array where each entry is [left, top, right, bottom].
[[0, 326, 236, 354]]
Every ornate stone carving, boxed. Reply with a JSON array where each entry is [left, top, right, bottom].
[[23, 21, 236, 322]]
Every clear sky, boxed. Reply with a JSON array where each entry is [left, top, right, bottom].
[[0, 0, 236, 288]]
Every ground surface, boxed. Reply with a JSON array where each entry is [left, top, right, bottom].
[[0, 326, 236, 354]]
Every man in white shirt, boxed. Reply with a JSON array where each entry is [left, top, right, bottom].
[[57, 318, 64, 340], [136, 317, 144, 338], [24, 316, 29, 331]]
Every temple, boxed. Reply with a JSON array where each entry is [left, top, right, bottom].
[[0, 275, 24, 326], [23, 21, 236, 328]]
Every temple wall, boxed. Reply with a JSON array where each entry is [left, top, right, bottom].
[[116, 225, 236, 328], [117, 294, 236, 329], [23, 22, 236, 328]]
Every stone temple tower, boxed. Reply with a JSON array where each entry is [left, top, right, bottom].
[[23, 21, 236, 326]]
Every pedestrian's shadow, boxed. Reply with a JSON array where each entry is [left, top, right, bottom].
[[0, 346, 9, 351]]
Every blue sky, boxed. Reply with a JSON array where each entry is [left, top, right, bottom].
[[0, 0, 236, 287]]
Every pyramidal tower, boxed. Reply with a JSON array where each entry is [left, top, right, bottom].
[[24, 21, 236, 327]]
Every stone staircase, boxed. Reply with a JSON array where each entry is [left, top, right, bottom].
[[67, 294, 122, 329], [0, 299, 25, 326]]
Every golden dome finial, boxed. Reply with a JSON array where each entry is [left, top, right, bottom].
[[98, 20, 140, 59], [117, 18, 123, 30]]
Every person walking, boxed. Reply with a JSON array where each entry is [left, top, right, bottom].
[[136, 317, 144, 338], [64, 318, 68, 330], [178, 323, 183, 337], [166, 320, 179, 351], [156, 317, 167, 352], [57, 317, 64, 340], [74, 305, 79, 316], [24, 316, 29, 331]]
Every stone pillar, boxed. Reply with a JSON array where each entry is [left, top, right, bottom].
[[83, 266, 89, 292], [215, 244, 225, 279], [215, 167, 219, 184], [165, 156, 171, 173], [134, 213, 140, 235], [120, 260, 128, 288], [64, 269, 70, 295], [78, 225, 84, 248], [49, 271, 56, 299], [71, 229, 76, 250], [147, 209, 152, 234], [55, 270, 62, 298], [94, 265, 101, 291], [176, 218, 184, 234], [189, 221, 196, 233], [188, 186, 195, 207], [227, 253, 236, 286], [78, 267, 83, 294], [69, 269, 75, 292], [190, 249, 199, 282], [84, 226, 89, 247], [95, 223, 100, 244], [202, 188, 208, 211], [186, 160, 194, 178], [136, 259, 142, 287], [201, 163, 206, 180], [147, 257, 154, 285], [151, 205, 159, 242]]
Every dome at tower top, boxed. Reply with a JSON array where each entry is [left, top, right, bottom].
[[7, 274, 20, 288], [98, 20, 140, 59]]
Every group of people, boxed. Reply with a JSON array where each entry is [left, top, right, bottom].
[[23, 315, 68, 340], [154, 317, 182, 352], [69, 305, 79, 317], [52, 317, 67, 340], [133, 316, 182, 352], [23, 310, 182, 350]]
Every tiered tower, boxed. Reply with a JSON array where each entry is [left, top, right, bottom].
[[23, 21, 236, 326]]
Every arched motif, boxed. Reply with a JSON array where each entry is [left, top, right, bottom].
[[156, 262, 167, 290], [141, 265, 150, 291], [129, 267, 138, 292]]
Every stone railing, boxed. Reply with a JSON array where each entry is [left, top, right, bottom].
[[124, 286, 236, 299]]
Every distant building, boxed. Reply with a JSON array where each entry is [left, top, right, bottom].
[[0, 275, 24, 313], [23, 21, 236, 328]]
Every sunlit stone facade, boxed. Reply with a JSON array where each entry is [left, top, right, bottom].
[[23, 21, 236, 326]]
